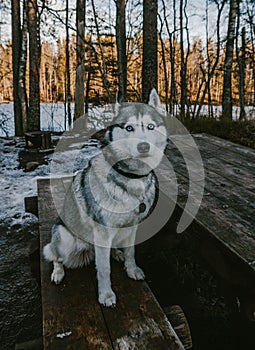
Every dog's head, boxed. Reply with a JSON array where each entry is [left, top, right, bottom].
[[103, 89, 168, 176]]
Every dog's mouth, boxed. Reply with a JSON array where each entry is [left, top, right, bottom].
[[135, 153, 151, 158]]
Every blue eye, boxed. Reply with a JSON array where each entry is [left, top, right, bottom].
[[147, 123, 155, 130], [125, 125, 134, 132]]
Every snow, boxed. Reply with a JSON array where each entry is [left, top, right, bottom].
[[1, 102, 255, 138], [0, 135, 101, 234]]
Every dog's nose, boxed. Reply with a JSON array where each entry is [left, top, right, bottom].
[[137, 142, 150, 154]]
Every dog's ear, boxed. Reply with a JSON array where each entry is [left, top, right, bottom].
[[148, 88, 161, 109], [115, 90, 124, 115], [148, 88, 166, 116]]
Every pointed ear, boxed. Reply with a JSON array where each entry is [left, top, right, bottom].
[[148, 88, 161, 109]]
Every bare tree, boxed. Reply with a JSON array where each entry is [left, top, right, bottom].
[[11, 0, 23, 135], [91, 0, 113, 103], [65, 0, 72, 128], [195, 0, 227, 119], [236, 5, 246, 121], [74, 0, 86, 125], [179, 0, 190, 117], [27, 0, 41, 131], [142, 0, 158, 103], [115, 0, 127, 101], [19, 0, 28, 132], [222, 0, 238, 119]]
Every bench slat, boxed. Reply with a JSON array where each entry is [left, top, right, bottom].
[[38, 178, 184, 349]]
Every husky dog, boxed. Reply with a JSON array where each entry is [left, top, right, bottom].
[[43, 89, 168, 307]]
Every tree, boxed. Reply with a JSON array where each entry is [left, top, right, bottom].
[[11, 0, 23, 136], [115, 0, 127, 101], [222, 0, 239, 119], [236, 4, 246, 120], [19, 0, 28, 131], [142, 0, 158, 103], [27, 0, 41, 131], [179, 0, 190, 117], [65, 0, 72, 128], [74, 0, 86, 125]]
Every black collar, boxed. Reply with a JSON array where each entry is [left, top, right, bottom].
[[112, 163, 152, 179]]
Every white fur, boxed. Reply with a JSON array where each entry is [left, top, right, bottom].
[[44, 92, 167, 307]]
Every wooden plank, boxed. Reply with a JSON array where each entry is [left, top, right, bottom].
[[37, 178, 184, 350], [90, 262, 184, 350], [37, 178, 113, 350], [163, 134, 255, 271], [195, 133, 255, 161], [24, 195, 38, 216]]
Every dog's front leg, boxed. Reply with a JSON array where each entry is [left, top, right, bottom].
[[95, 245, 116, 307], [123, 228, 145, 281], [124, 245, 145, 280]]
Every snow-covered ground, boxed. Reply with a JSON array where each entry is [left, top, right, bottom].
[[0, 134, 101, 233], [1, 102, 255, 137], [0, 102, 115, 137]]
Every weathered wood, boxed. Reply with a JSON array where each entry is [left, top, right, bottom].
[[37, 178, 184, 349], [24, 196, 38, 216], [164, 305, 192, 350], [25, 131, 52, 150], [38, 178, 113, 349], [164, 133, 255, 319]]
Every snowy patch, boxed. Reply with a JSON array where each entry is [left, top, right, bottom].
[[0, 134, 100, 233]]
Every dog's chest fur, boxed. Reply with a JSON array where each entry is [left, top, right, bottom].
[[74, 154, 157, 229]]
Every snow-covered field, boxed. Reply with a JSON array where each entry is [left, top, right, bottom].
[[0, 102, 115, 137], [0, 134, 100, 233], [1, 102, 255, 137]]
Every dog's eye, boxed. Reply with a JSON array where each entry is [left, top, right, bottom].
[[125, 125, 134, 132], [147, 123, 155, 130]]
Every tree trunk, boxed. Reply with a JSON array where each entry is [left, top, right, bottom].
[[142, 0, 158, 103], [11, 0, 23, 136], [195, 0, 226, 119], [19, 0, 28, 132], [238, 27, 246, 120], [27, 0, 41, 131], [222, 0, 238, 120], [74, 0, 86, 126], [116, 0, 127, 101], [179, 0, 187, 118], [66, 0, 72, 128]]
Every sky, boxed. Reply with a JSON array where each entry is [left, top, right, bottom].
[[0, 0, 228, 46]]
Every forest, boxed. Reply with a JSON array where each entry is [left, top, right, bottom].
[[0, 0, 255, 135]]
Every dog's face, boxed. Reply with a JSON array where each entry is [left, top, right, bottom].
[[103, 91, 168, 176]]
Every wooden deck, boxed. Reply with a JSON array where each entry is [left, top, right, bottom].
[[35, 132, 255, 348], [37, 178, 185, 350], [163, 133, 255, 320]]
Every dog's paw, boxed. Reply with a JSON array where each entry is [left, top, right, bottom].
[[98, 290, 116, 307], [126, 266, 145, 280], [51, 269, 65, 284], [111, 248, 124, 263]]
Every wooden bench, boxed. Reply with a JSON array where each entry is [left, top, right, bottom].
[[163, 133, 255, 320], [37, 178, 188, 350]]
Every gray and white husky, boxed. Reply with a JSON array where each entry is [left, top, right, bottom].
[[43, 89, 168, 307]]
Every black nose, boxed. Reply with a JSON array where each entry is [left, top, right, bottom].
[[137, 142, 150, 154]]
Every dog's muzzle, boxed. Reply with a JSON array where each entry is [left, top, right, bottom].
[[137, 142, 150, 154]]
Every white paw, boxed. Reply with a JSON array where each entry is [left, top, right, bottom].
[[98, 290, 116, 307], [51, 269, 65, 284], [126, 266, 145, 280], [111, 248, 124, 262]]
